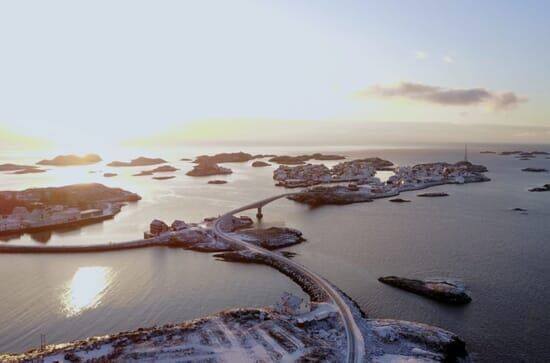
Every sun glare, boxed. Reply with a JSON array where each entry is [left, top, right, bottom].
[[61, 266, 113, 317]]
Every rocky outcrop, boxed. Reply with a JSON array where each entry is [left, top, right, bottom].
[[107, 157, 167, 167], [252, 161, 271, 167], [528, 184, 550, 192], [417, 192, 449, 197], [186, 162, 232, 177], [133, 165, 178, 176], [152, 176, 175, 180], [12, 168, 47, 174], [269, 153, 345, 165], [207, 179, 227, 184], [194, 152, 254, 164], [522, 167, 548, 172], [37, 154, 102, 166], [235, 227, 305, 249], [0, 163, 42, 172], [389, 198, 410, 203], [103, 173, 117, 177], [288, 186, 373, 206], [378, 276, 471, 304]]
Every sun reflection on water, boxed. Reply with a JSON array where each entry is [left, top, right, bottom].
[[61, 266, 113, 317]]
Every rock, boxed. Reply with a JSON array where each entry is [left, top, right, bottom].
[[37, 154, 102, 166], [417, 192, 449, 197], [150, 165, 179, 172], [193, 152, 254, 164], [171, 220, 189, 231], [389, 198, 410, 203], [208, 180, 227, 184], [180, 158, 192, 161], [378, 276, 471, 304], [186, 162, 232, 177], [288, 186, 372, 206], [0, 163, 41, 172], [480, 151, 496, 154], [252, 161, 271, 167], [528, 184, 550, 192], [153, 176, 175, 180], [103, 173, 117, 177], [511, 207, 528, 212], [269, 153, 346, 165], [12, 168, 47, 174], [132, 170, 154, 176], [522, 167, 548, 172], [107, 157, 167, 167]]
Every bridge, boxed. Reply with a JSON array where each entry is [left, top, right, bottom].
[[212, 193, 366, 363]]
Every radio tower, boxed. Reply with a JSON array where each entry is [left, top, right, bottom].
[[464, 144, 468, 162]]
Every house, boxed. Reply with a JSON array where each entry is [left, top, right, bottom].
[[150, 219, 169, 236]]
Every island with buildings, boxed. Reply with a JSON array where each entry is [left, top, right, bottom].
[[283, 159, 489, 206], [0, 183, 140, 237]]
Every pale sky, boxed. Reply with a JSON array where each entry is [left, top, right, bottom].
[[0, 0, 549, 150]]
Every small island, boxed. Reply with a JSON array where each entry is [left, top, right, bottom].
[[252, 160, 271, 167], [0, 163, 44, 173], [186, 161, 232, 177], [194, 152, 254, 164], [378, 276, 472, 304], [107, 157, 167, 167], [528, 184, 550, 192], [417, 192, 449, 197], [207, 179, 228, 184], [103, 173, 117, 177], [133, 165, 179, 176], [269, 153, 346, 165], [36, 154, 102, 166], [522, 167, 548, 173]]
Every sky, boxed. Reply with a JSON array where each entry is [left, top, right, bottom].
[[0, 0, 549, 151]]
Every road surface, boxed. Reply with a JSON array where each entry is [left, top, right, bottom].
[[212, 193, 366, 363]]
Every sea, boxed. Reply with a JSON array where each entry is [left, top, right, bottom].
[[0, 144, 549, 362]]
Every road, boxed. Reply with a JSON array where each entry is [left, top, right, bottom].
[[212, 193, 366, 363]]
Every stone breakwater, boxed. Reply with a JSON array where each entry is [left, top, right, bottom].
[[215, 251, 329, 302]]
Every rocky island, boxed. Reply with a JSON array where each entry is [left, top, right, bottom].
[[208, 179, 228, 184], [522, 167, 548, 173], [194, 151, 255, 164], [133, 164, 179, 176], [186, 161, 232, 177], [107, 157, 167, 167], [268, 153, 345, 165], [0, 163, 46, 174], [528, 184, 550, 192], [37, 154, 102, 166], [252, 160, 271, 167], [378, 276, 472, 304]]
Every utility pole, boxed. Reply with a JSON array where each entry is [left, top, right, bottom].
[[464, 144, 468, 162], [40, 333, 46, 350]]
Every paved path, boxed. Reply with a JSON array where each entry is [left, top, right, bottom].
[[212, 193, 365, 363]]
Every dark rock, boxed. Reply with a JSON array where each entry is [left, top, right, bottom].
[[528, 184, 550, 192], [389, 198, 410, 203], [12, 168, 47, 174], [207, 180, 227, 184], [186, 162, 232, 177], [378, 276, 471, 304], [417, 192, 449, 197], [252, 161, 271, 167], [153, 176, 175, 180], [521, 167, 548, 173], [103, 173, 117, 177], [480, 151, 496, 154]]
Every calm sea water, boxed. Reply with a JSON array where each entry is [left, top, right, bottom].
[[0, 144, 549, 362]]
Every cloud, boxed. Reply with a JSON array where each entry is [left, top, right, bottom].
[[358, 82, 527, 110], [443, 55, 454, 63], [414, 50, 428, 60]]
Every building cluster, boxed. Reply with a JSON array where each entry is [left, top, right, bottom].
[[0, 202, 120, 234], [387, 162, 487, 188], [145, 219, 190, 238], [273, 160, 380, 188]]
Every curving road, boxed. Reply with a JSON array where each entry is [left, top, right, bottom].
[[212, 193, 365, 363]]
